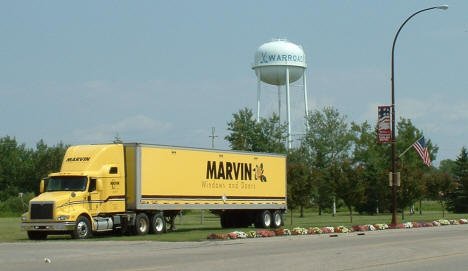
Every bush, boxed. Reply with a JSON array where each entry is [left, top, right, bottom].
[[0, 192, 35, 215]]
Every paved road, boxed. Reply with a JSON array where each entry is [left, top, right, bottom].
[[1, 225, 467, 271]]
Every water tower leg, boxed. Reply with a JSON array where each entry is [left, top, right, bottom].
[[278, 85, 281, 122], [303, 71, 309, 130], [286, 67, 292, 149], [257, 72, 261, 122]]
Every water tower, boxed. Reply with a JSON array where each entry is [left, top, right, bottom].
[[252, 39, 309, 149]]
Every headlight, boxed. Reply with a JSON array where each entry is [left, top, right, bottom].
[[57, 215, 69, 221], [21, 215, 27, 221]]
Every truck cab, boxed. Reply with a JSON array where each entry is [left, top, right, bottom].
[[21, 144, 126, 239]]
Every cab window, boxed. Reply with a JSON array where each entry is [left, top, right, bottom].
[[88, 178, 97, 192]]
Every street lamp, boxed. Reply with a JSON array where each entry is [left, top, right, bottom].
[[390, 5, 448, 226]]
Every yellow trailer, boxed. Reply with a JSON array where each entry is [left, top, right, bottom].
[[21, 143, 286, 239]]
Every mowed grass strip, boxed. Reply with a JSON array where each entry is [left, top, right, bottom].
[[2, 204, 467, 242]]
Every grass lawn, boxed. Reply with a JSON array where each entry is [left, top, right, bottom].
[[1, 202, 467, 242]]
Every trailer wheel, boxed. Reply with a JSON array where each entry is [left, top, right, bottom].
[[150, 213, 166, 234], [271, 210, 282, 228], [134, 213, 149, 235], [27, 231, 48, 240], [72, 216, 92, 239], [255, 210, 272, 228]]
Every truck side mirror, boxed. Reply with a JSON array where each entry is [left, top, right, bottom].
[[40, 180, 45, 194], [96, 179, 103, 191]]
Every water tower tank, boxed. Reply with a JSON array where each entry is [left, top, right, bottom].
[[252, 39, 307, 85]]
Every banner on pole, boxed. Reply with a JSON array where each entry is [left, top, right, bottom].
[[378, 106, 391, 143]]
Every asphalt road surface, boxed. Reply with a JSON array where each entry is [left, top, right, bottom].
[[1, 225, 467, 271]]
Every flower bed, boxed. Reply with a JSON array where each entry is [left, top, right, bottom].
[[207, 218, 468, 240], [291, 227, 308, 235], [373, 224, 388, 230], [308, 227, 322, 234]]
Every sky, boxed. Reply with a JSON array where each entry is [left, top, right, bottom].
[[1, 1, 467, 165]]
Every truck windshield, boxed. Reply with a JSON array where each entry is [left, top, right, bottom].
[[47, 176, 88, 192]]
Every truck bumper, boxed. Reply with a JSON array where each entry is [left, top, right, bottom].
[[21, 221, 75, 231]]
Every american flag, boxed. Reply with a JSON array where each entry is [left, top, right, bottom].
[[413, 137, 431, 167]]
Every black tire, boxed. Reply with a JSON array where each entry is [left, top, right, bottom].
[[72, 216, 92, 239], [255, 210, 272, 228], [150, 213, 166, 234], [113, 217, 129, 235], [271, 210, 283, 228], [134, 213, 150, 235], [27, 231, 48, 240]]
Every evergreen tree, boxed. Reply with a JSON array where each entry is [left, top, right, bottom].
[[447, 147, 468, 212]]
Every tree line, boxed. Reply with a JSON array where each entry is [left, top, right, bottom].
[[225, 107, 468, 221], [1, 107, 467, 218], [0, 136, 67, 203]]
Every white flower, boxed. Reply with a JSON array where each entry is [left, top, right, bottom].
[[231, 231, 247, 238], [403, 222, 413, 228]]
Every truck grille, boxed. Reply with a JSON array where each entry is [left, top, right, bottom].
[[30, 202, 54, 219]]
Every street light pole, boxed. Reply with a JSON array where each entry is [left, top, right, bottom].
[[390, 5, 448, 226]]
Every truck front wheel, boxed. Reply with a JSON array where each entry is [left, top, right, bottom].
[[134, 213, 150, 235], [72, 216, 92, 239], [27, 231, 48, 240]]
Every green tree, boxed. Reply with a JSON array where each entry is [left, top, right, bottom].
[[351, 121, 391, 214], [396, 118, 437, 216], [302, 107, 353, 215], [329, 161, 366, 223], [447, 147, 468, 213], [396, 118, 438, 168], [28, 140, 68, 194], [303, 107, 352, 166], [439, 159, 456, 175], [426, 171, 456, 217], [287, 148, 313, 217], [0, 136, 31, 200], [397, 166, 426, 219], [225, 108, 288, 153], [0, 136, 68, 200]]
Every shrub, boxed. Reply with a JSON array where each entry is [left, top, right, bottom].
[[0, 192, 35, 214]]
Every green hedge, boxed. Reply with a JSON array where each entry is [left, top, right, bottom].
[[0, 192, 35, 216]]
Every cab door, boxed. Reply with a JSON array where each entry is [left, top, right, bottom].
[[87, 178, 101, 216]]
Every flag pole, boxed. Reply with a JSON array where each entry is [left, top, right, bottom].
[[398, 136, 424, 158]]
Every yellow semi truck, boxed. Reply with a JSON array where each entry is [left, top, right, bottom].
[[21, 143, 287, 239]]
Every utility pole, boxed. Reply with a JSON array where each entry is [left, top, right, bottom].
[[209, 127, 218, 149], [202, 127, 218, 224]]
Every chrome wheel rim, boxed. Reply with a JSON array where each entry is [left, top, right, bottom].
[[274, 213, 281, 226], [77, 221, 88, 237], [139, 218, 148, 233], [154, 217, 164, 232], [264, 213, 271, 227]]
